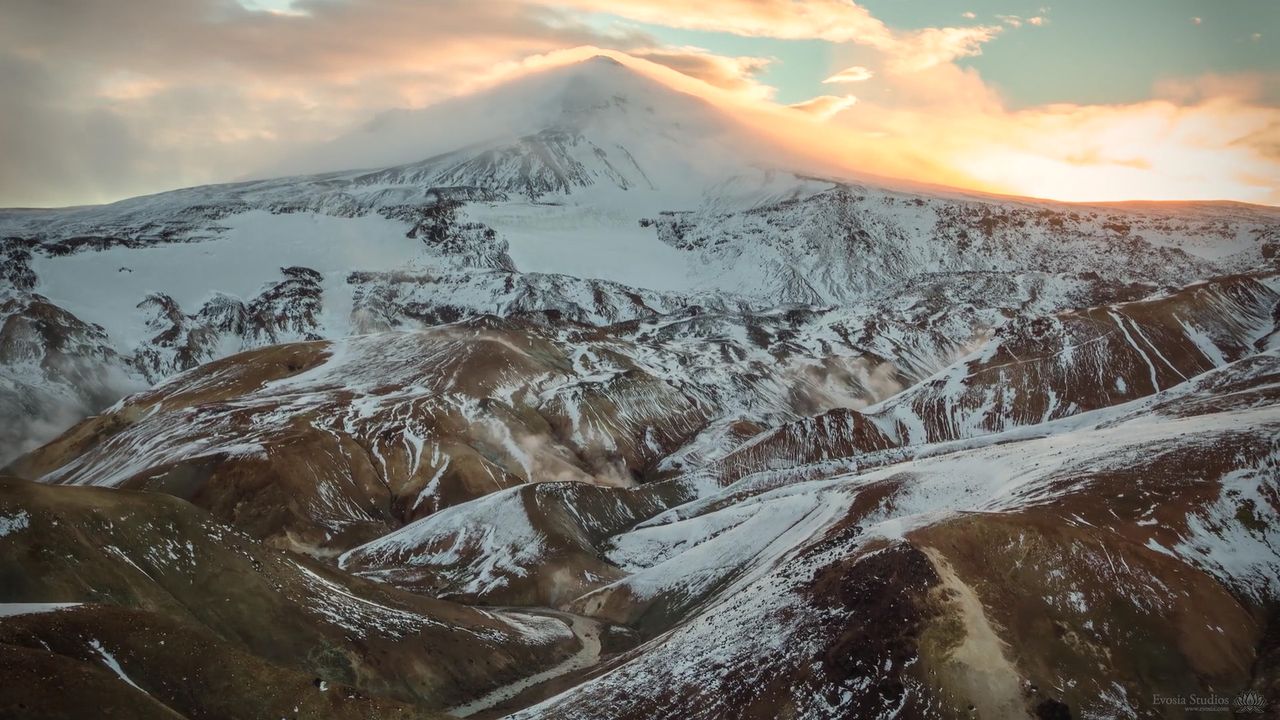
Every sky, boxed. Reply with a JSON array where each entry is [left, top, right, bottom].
[[1, 0, 1277, 207]]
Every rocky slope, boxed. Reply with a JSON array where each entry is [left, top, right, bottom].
[[6, 267, 1279, 717], [0, 476, 598, 716], [0, 242, 143, 465], [7, 304, 976, 555], [702, 273, 1279, 484]]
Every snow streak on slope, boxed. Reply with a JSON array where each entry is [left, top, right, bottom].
[[694, 275, 1278, 486]]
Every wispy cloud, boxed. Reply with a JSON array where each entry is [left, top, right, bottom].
[[789, 94, 858, 119], [823, 66, 874, 84], [629, 47, 776, 98], [0, 0, 651, 205], [808, 62, 1280, 203], [557, 0, 1004, 72], [885, 25, 1003, 73], [0, 0, 1274, 206]]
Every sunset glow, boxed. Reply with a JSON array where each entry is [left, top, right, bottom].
[[1, 0, 1277, 206]]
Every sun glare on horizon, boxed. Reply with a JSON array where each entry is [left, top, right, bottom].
[[1, 1, 1277, 206]]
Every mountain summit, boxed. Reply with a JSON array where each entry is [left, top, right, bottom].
[[287, 54, 805, 202]]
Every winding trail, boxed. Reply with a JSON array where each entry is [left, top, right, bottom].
[[450, 609, 602, 718]]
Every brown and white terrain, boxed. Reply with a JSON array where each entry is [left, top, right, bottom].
[[2, 56, 1278, 719]]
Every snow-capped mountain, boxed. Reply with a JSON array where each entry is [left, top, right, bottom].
[[2, 55, 1279, 719], [2, 58, 1273, 361]]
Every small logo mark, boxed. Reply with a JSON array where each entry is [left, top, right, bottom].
[[1233, 690, 1266, 714]]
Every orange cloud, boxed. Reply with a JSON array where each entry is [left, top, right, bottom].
[[552, 0, 894, 44], [885, 25, 1003, 73], [789, 94, 858, 119], [795, 63, 1280, 204], [565, 50, 1280, 206], [1, 0, 1275, 207], [824, 66, 874, 84], [951, 99, 1280, 203], [627, 47, 776, 99], [557, 0, 1003, 73]]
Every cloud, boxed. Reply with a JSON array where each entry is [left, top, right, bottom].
[[0, 0, 658, 206], [789, 94, 858, 120], [556, 0, 1003, 73], [823, 65, 874, 84], [812, 62, 1280, 204], [886, 25, 1003, 73], [0, 0, 1275, 208], [554, 0, 895, 44], [955, 100, 1280, 203], [0, 0, 1014, 205], [3, 0, 645, 82], [627, 47, 775, 98], [0, 53, 149, 207], [999, 14, 1046, 28], [1152, 72, 1280, 106]]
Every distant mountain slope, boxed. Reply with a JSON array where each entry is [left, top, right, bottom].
[[7, 305, 978, 554], [704, 274, 1279, 483]]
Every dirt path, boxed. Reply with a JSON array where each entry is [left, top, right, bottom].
[[450, 609, 602, 718], [920, 547, 1029, 719]]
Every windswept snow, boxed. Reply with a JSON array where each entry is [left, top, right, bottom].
[[0, 510, 30, 537], [88, 638, 144, 692], [463, 202, 695, 292], [31, 211, 427, 348], [341, 486, 547, 598], [0, 602, 80, 617]]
